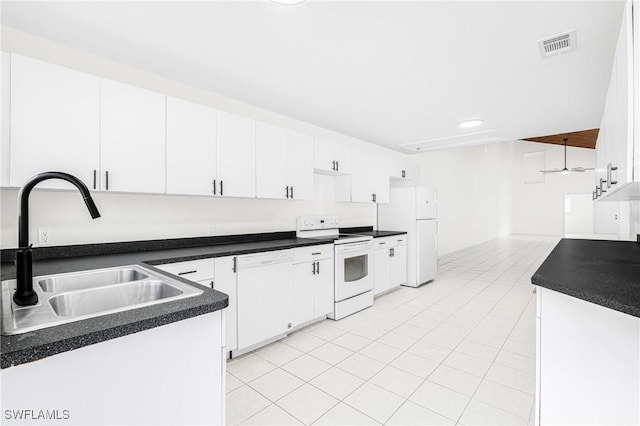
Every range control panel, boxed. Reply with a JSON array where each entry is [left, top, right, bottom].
[[296, 216, 339, 231]]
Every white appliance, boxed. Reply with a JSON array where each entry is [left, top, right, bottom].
[[236, 249, 293, 353], [377, 187, 437, 287], [296, 216, 374, 320]]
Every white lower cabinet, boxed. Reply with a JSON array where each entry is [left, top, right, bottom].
[[154, 257, 237, 356], [536, 287, 640, 425], [213, 256, 238, 354], [292, 244, 334, 327], [1, 312, 225, 425], [373, 236, 407, 296]]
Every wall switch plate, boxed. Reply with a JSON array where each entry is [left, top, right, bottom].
[[38, 227, 52, 245], [206, 224, 215, 236]]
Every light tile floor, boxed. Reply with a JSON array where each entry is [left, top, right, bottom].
[[226, 236, 558, 425]]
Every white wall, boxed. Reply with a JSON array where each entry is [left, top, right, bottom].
[[416, 142, 513, 256], [511, 140, 596, 236], [1, 175, 375, 248], [0, 27, 398, 248]]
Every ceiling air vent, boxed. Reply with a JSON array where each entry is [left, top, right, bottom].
[[538, 29, 577, 58]]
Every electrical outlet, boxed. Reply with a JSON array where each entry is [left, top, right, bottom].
[[206, 224, 215, 236], [38, 227, 52, 245]]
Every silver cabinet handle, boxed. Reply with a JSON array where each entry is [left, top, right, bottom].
[[336, 161, 339, 171], [105, 171, 109, 190], [599, 178, 608, 193], [209, 280, 215, 289], [401, 170, 406, 178], [220, 180, 224, 196], [290, 186, 294, 199], [607, 163, 618, 187], [232, 256, 237, 273], [311, 252, 321, 255], [312, 261, 316, 275], [213, 179, 217, 195], [286, 186, 289, 198], [178, 270, 197, 275], [316, 260, 320, 274], [93, 170, 97, 190], [332, 160, 336, 171]]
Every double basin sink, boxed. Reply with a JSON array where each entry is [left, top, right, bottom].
[[1, 265, 203, 335]]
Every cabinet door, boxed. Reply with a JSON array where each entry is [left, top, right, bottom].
[[350, 149, 376, 203], [100, 79, 166, 193], [287, 130, 315, 200], [314, 137, 335, 172], [256, 121, 288, 199], [292, 262, 315, 327], [216, 111, 256, 198], [314, 258, 334, 318], [10, 55, 100, 190], [333, 143, 351, 174], [214, 256, 238, 353], [166, 97, 217, 196], [374, 248, 391, 296], [614, 1, 633, 186], [389, 244, 407, 288]]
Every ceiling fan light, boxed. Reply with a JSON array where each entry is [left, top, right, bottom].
[[458, 119, 484, 129], [561, 169, 570, 175]]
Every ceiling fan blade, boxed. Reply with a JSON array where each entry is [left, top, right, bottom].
[[570, 167, 595, 172], [540, 169, 562, 174]]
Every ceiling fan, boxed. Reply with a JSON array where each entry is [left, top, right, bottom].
[[540, 138, 595, 174]]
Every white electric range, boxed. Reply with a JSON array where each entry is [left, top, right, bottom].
[[296, 216, 374, 320]]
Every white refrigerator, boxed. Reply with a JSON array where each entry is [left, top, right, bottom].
[[377, 187, 437, 287]]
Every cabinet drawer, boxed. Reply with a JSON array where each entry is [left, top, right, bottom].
[[293, 244, 333, 264], [393, 235, 407, 246], [155, 258, 215, 282], [375, 235, 407, 249]]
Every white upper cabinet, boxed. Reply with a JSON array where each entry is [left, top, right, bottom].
[[333, 143, 352, 174], [10, 54, 100, 190], [595, 0, 636, 200], [100, 79, 166, 193], [256, 122, 289, 199], [216, 111, 256, 198], [336, 148, 389, 203], [166, 97, 217, 196], [314, 137, 351, 174], [389, 159, 419, 182], [256, 123, 314, 200], [287, 130, 314, 200]]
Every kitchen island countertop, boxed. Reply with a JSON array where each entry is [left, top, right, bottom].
[[531, 238, 640, 318]]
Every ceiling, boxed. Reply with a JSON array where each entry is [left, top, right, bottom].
[[1, 1, 625, 153]]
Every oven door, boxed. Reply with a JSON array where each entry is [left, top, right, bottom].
[[334, 241, 374, 302]]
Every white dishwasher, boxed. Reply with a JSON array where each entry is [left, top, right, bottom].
[[235, 249, 293, 354]]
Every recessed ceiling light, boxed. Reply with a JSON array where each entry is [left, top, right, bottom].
[[270, 0, 306, 5], [458, 119, 484, 129]]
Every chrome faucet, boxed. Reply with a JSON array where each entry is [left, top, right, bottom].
[[13, 172, 101, 306]]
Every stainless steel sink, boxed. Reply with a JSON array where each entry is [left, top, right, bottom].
[[1, 265, 203, 335], [49, 280, 183, 317], [39, 268, 148, 292]]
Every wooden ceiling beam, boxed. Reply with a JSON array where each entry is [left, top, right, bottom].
[[523, 128, 599, 149]]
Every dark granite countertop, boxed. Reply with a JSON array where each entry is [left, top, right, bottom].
[[340, 226, 407, 238], [531, 238, 640, 318], [0, 232, 335, 369]]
